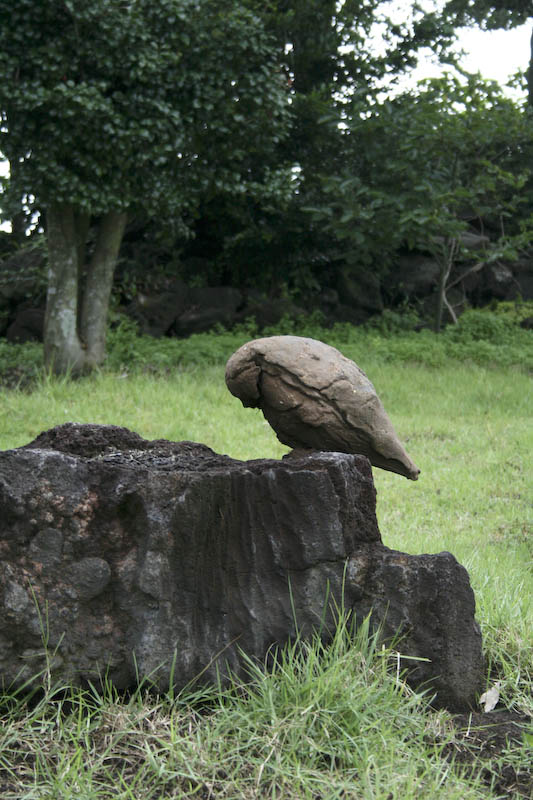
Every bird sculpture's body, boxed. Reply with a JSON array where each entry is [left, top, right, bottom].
[[225, 335, 420, 480]]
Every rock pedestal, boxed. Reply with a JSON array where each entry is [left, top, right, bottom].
[[0, 424, 484, 709]]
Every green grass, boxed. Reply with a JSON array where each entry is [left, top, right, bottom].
[[0, 620, 492, 800], [0, 320, 532, 798]]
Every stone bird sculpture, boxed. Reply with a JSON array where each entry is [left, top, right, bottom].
[[225, 335, 420, 480]]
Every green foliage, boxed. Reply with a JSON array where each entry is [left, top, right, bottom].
[[365, 307, 423, 335], [164, 0, 462, 297], [104, 318, 250, 374], [445, 308, 522, 344], [444, 0, 532, 29], [0, 0, 290, 221], [0, 339, 43, 388], [315, 74, 533, 269], [304, 72, 533, 330], [0, 236, 47, 305], [357, 314, 533, 371], [2, 0, 529, 316], [0, 0, 295, 375], [105, 313, 338, 377], [1, 303, 531, 389], [488, 298, 533, 322]]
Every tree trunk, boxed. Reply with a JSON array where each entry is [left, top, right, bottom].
[[80, 210, 127, 368], [434, 238, 457, 333], [44, 204, 86, 374], [44, 205, 127, 375], [435, 261, 447, 334]]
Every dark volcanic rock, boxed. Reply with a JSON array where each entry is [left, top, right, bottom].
[[126, 286, 189, 337], [6, 308, 45, 343], [0, 423, 483, 709], [173, 286, 242, 336], [125, 285, 243, 338]]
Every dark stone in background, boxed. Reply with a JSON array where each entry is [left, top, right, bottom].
[[2, 246, 533, 341], [0, 423, 484, 709], [6, 308, 44, 343]]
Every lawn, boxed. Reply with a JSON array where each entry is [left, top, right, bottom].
[[0, 323, 531, 798]]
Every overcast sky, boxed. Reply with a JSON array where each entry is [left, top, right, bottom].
[[416, 20, 531, 92]]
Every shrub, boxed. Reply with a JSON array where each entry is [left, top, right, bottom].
[[0, 339, 43, 388], [0, 303, 531, 389], [444, 309, 517, 345]]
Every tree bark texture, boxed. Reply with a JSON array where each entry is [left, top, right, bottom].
[[44, 206, 127, 374], [44, 204, 86, 374], [80, 211, 127, 367], [435, 238, 458, 333]]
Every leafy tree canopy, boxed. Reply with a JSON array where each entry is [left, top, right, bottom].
[[176, 0, 463, 295], [444, 0, 532, 29], [310, 72, 533, 327], [0, 0, 294, 374], [0, 0, 290, 224]]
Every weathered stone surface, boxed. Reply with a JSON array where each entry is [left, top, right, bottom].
[[510, 255, 533, 301], [124, 284, 243, 338], [173, 286, 242, 336], [0, 423, 483, 709], [485, 262, 515, 300], [336, 267, 384, 316], [385, 254, 441, 301], [126, 285, 189, 337], [6, 307, 45, 343], [225, 336, 420, 480]]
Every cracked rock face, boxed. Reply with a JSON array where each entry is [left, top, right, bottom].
[[225, 336, 420, 480], [0, 424, 482, 709]]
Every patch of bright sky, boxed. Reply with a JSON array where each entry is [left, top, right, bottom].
[[391, 0, 531, 98], [446, 25, 529, 89]]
